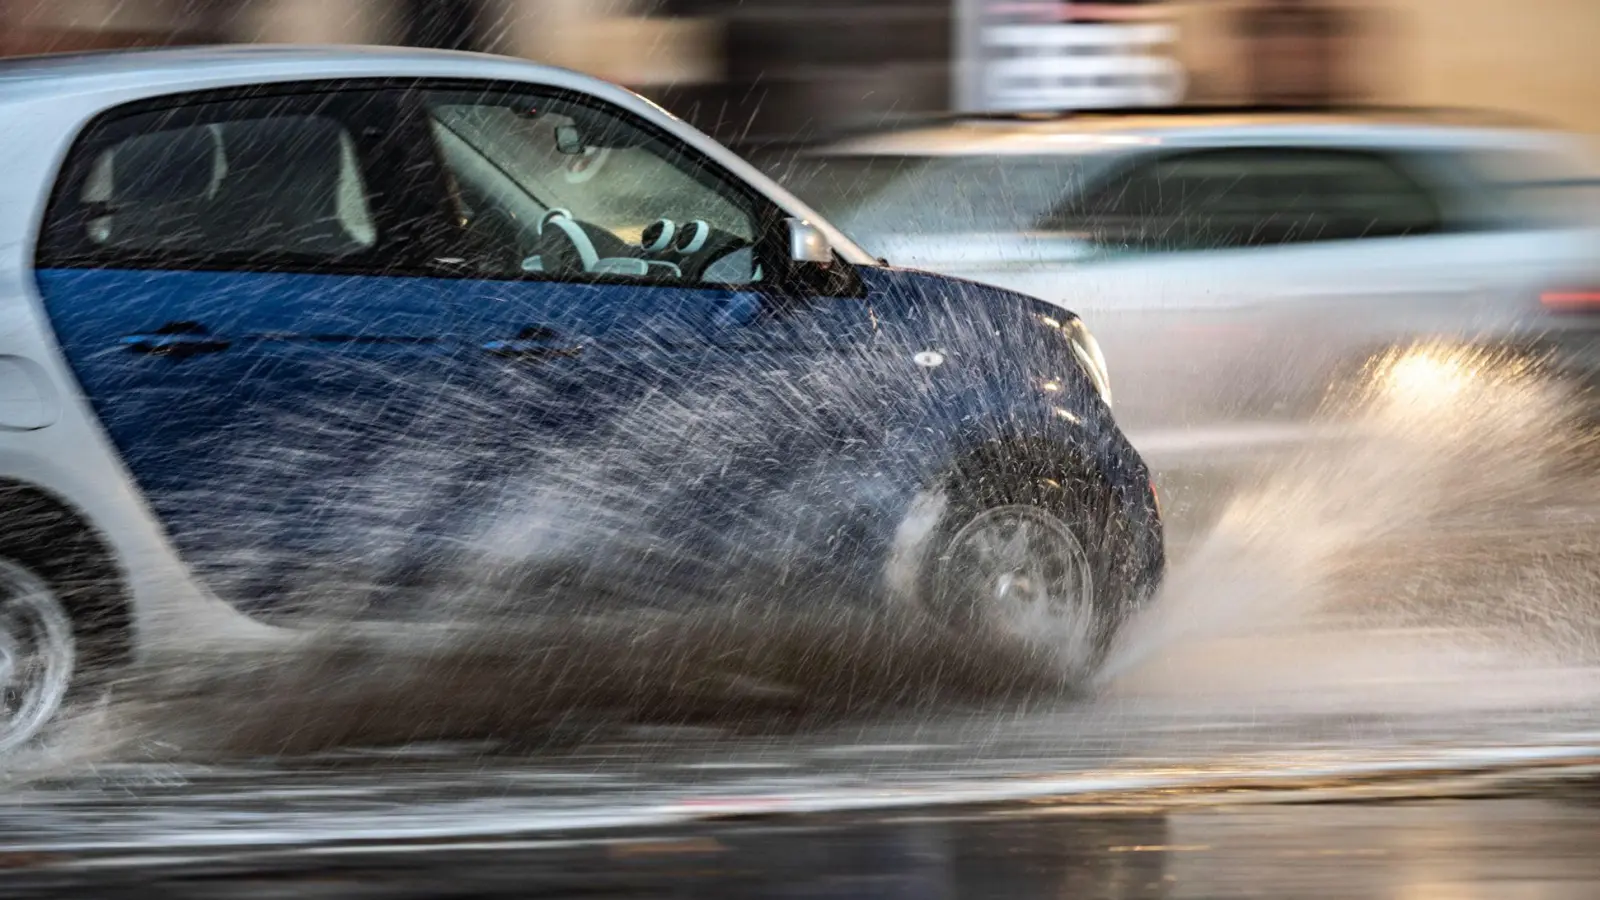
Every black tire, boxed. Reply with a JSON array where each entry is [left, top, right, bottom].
[[0, 484, 131, 751], [0, 556, 79, 752], [912, 450, 1148, 679]]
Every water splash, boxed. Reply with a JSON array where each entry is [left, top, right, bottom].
[[15, 343, 1600, 770], [1101, 343, 1600, 706]]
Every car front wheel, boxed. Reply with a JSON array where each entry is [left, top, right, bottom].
[[907, 455, 1148, 682]]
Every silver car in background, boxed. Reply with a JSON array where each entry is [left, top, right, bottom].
[[783, 110, 1600, 463]]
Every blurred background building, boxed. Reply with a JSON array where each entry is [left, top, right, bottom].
[[2, 0, 1597, 147]]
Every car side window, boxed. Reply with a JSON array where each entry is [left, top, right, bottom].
[[419, 88, 765, 286], [1052, 148, 1444, 252], [38, 89, 432, 272]]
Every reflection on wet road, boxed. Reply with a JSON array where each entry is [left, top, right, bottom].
[[5, 784, 1600, 898], [3, 689, 1598, 858]]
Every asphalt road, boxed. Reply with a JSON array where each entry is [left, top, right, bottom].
[[4, 780, 1600, 898]]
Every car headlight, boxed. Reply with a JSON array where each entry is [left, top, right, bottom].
[[1061, 316, 1113, 408]]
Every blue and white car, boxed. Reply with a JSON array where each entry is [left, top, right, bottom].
[[0, 46, 1162, 749]]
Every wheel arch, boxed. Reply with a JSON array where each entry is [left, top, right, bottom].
[[0, 478, 135, 665], [888, 433, 1161, 601], [937, 436, 1109, 496], [939, 433, 1164, 593]]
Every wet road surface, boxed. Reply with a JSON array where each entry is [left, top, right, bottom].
[[8, 395, 1600, 895], [4, 780, 1600, 898]]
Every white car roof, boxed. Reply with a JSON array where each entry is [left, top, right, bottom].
[[0, 45, 874, 265], [0, 44, 627, 103], [816, 112, 1582, 158]]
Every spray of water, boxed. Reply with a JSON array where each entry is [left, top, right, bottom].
[[24, 320, 1094, 762], [14, 342, 1600, 772], [1100, 343, 1600, 710]]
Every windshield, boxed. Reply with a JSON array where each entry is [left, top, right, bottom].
[[785, 154, 1097, 241]]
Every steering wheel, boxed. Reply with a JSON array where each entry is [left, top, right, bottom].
[[535, 208, 599, 275]]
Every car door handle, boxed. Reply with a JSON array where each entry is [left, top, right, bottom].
[[482, 326, 584, 361], [121, 321, 231, 358]]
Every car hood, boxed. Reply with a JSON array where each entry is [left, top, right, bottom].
[[852, 265, 1110, 413], [859, 263, 1085, 325]]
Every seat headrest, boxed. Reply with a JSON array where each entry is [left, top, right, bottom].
[[109, 127, 219, 206], [217, 116, 347, 199]]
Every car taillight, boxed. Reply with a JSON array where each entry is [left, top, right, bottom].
[[1541, 289, 1600, 313]]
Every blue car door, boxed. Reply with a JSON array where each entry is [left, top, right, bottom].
[[34, 86, 461, 615], [404, 85, 878, 593]]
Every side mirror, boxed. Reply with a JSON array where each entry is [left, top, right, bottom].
[[787, 218, 833, 265], [782, 218, 863, 300]]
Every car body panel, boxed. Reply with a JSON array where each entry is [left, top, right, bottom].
[[34, 267, 460, 614], [0, 48, 1160, 659]]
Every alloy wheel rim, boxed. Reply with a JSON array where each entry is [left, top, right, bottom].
[[0, 561, 74, 753], [934, 504, 1097, 664]]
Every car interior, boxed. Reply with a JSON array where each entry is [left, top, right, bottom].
[[84, 114, 377, 260], [425, 97, 762, 286], [78, 101, 763, 287]]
